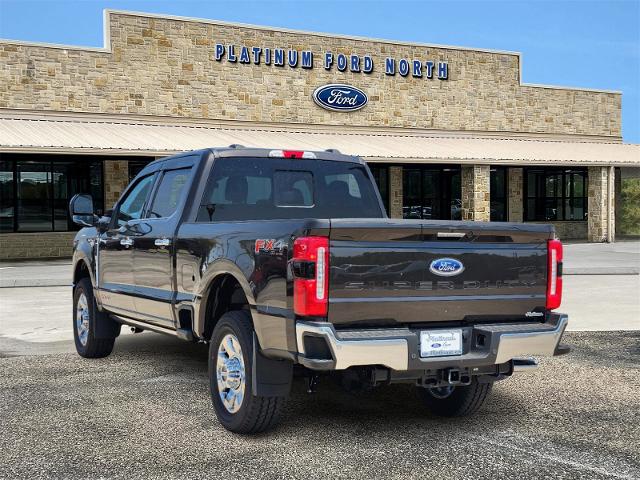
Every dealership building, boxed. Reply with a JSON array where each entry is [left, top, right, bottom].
[[1, 10, 639, 259]]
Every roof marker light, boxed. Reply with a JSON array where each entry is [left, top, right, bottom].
[[268, 150, 316, 159]]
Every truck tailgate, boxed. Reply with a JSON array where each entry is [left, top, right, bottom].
[[328, 219, 553, 326]]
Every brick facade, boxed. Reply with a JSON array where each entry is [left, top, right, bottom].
[[588, 166, 615, 242], [388, 166, 403, 219], [0, 11, 621, 138], [507, 167, 524, 222], [461, 165, 490, 221], [104, 160, 130, 209], [0, 232, 76, 259], [0, 11, 626, 258]]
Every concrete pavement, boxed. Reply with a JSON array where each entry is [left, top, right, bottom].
[[1, 241, 638, 288]]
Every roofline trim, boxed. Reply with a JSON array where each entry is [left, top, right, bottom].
[[0, 108, 626, 144], [0, 9, 622, 95], [1, 145, 638, 167]]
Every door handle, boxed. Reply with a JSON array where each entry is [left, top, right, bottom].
[[120, 237, 134, 247], [155, 238, 171, 248], [437, 232, 466, 239]]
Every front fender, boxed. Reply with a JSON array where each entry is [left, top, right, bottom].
[[71, 228, 97, 288]]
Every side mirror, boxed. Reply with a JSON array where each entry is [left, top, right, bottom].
[[69, 194, 96, 227]]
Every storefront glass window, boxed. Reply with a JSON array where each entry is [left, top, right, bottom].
[[0, 155, 105, 232], [490, 167, 508, 221], [0, 161, 14, 232], [524, 168, 587, 221], [17, 162, 51, 232], [402, 166, 460, 220]]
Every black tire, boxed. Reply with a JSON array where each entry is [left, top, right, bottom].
[[418, 379, 492, 417], [209, 310, 287, 434], [73, 277, 116, 358]]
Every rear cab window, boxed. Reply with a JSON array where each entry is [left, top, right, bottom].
[[196, 157, 383, 221]]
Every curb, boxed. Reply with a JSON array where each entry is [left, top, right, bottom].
[[0, 280, 71, 288], [563, 267, 639, 276]]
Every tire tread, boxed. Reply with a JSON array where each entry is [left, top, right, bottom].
[[209, 310, 288, 434]]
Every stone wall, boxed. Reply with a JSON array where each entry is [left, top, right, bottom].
[[507, 167, 523, 222], [549, 222, 588, 241], [0, 11, 621, 138], [0, 232, 76, 260], [588, 166, 614, 242], [388, 166, 403, 218], [461, 165, 490, 221], [104, 160, 129, 209]]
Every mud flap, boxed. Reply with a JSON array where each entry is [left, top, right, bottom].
[[93, 305, 121, 339], [252, 334, 293, 397]]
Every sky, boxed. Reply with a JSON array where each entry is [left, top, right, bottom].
[[0, 0, 638, 142]]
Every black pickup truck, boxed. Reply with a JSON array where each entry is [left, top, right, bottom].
[[70, 147, 569, 433]]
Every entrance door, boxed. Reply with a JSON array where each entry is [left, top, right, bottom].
[[133, 157, 195, 328], [402, 166, 460, 220], [97, 172, 156, 316]]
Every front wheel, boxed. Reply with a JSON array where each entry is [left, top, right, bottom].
[[209, 310, 287, 434], [73, 277, 116, 358], [417, 379, 492, 417]]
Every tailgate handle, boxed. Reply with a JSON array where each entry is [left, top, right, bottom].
[[437, 232, 466, 239]]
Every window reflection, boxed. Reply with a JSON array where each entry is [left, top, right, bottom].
[[490, 167, 508, 221], [402, 166, 461, 220], [525, 168, 588, 221], [0, 155, 107, 232]]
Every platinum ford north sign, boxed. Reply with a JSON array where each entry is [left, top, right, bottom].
[[313, 84, 368, 112]]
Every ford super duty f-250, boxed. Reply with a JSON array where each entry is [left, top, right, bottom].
[[69, 147, 570, 433]]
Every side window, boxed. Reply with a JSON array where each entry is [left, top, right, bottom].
[[116, 174, 155, 226], [147, 168, 192, 219]]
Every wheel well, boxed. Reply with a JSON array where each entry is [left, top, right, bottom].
[[73, 260, 91, 285], [203, 274, 250, 341]]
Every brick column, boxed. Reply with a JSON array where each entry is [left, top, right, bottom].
[[104, 160, 129, 209], [588, 166, 615, 242], [389, 166, 403, 219], [507, 167, 523, 222], [461, 165, 490, 221]]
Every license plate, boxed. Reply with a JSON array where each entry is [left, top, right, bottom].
[[420, 329, 463, 358]]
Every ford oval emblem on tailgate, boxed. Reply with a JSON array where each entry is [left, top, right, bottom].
[[312, 84, 368, 112], [429, 258, 465, 277]]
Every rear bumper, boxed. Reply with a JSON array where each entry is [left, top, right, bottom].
[[296, 313, 569, 372]]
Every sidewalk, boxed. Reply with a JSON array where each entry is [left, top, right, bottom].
[[1, 241, 638, 288], [563, 241, 640, 275], [0, 259, 71, 287]]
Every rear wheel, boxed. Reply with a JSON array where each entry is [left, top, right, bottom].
[[73, 277, 116, 358], [209, 310, 287, 434], [417, 379, 492, 417]]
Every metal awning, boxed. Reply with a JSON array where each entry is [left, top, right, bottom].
[[1, 112, 638, 166]]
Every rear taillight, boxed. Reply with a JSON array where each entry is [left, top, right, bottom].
[[292, 236, 329, 316], [546, 239, 563, 310]]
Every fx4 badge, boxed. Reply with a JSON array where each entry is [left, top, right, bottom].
[[255, 239, 286, 255], [429, 258, 465, 277]]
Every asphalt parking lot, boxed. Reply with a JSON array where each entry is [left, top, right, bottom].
[[0, 242, 638, 479], [0, 331, 639, 479]]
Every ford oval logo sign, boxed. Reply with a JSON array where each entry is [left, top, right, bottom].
[[312, 84, 368, 112], [429, 258, 465, 277]]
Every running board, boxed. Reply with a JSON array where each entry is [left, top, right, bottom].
[[110, 315, 178, 337]]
